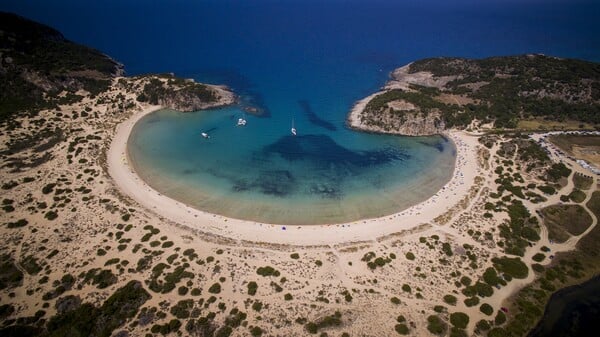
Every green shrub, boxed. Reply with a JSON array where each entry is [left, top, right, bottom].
[[532, 253, 545, 262], [208, 283, 221, 294], [405, 252, 415, 260], [442, 243, 453, 256], [256, 266, 280, 277], [170, 299, 193, 319], [476, 319, 491, 331], [494, 310, 506, 325], [449, 327, 467, 337], [290, 253, 300, 259], [395, 323, 409, 335], [20, 256, 42, 275], [480, 303, 494, 316], [7, 219, 28, 228], [538, 185, 556, 195], [42, 183, 56, 194], [464, 297, 479, 307], [247, 281, 258, 296], [104, 258, 120, 266], [483, 267, 503, 287], [426, 315, 446, 335], [449, 312, 469, 329], [488, 327, 507, 337], [252, 301, 262, 312], [45, 210, 58, 220], [443, 294, 457, 305], [532, 264, 545, 273], [492, 256, 529, 279], [474, 282, 494, 297], [250, 326, 263, 336]]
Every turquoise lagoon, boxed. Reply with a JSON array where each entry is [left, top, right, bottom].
[[128, 107, 455, 225]]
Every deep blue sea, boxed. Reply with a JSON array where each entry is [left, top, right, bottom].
[[2, 0, 599, 223]]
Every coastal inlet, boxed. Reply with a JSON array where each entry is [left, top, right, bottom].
[[127, 108, 456, 225]]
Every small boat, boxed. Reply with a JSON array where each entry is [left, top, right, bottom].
[[237, 118, 247, 126], [201, 132, 210, 139], [291, 118, 297, 136]]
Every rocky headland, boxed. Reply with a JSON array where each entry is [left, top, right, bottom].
[[0, 11, 234, 122], [348, 55, 600, 136]]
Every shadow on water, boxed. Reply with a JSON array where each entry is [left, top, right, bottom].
[[263, 134, 409, 168], [417, 135, 449, 153], [298, 100, 337, 131], [201, 134, 409, 199], [232, 170, 296, 197], [418, 140, 445, 152], [528, 275, 600, 337]]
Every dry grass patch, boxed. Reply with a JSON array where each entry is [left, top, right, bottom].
[[541, 204, 593, 242]]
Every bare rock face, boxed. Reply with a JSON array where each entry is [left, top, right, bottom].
[[352, 107, 445, 136], [391, 111, 446, 136]]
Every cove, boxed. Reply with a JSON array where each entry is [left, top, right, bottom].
[[127, 107, 455, 225]]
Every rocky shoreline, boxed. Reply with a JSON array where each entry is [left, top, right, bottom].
[[346, 63, 449, 136], [127, 75, 236, 112]]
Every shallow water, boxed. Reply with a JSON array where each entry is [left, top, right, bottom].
[[128, 108, 455, 225]]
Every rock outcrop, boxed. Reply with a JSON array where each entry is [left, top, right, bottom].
[[347, 63, 449, 136], [132, 75, 235, 112]]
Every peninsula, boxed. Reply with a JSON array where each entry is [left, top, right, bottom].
[[348, 55, 600, 136], [1, 12, 600, 337]]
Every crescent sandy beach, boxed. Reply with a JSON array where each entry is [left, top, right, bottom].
[[108, 104, 480, 245]]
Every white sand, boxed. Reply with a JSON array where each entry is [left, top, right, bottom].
[[108, 105, 481, 245]]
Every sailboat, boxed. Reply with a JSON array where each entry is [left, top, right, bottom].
[[291, 118, 297, 136], [237, 112, 247, 126]]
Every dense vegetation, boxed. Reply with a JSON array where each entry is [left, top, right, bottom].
[[135, 75, 216, 105], [0, 281, 150, 337], [0, 12, 120, 120], [365, 55, 600, 129]]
